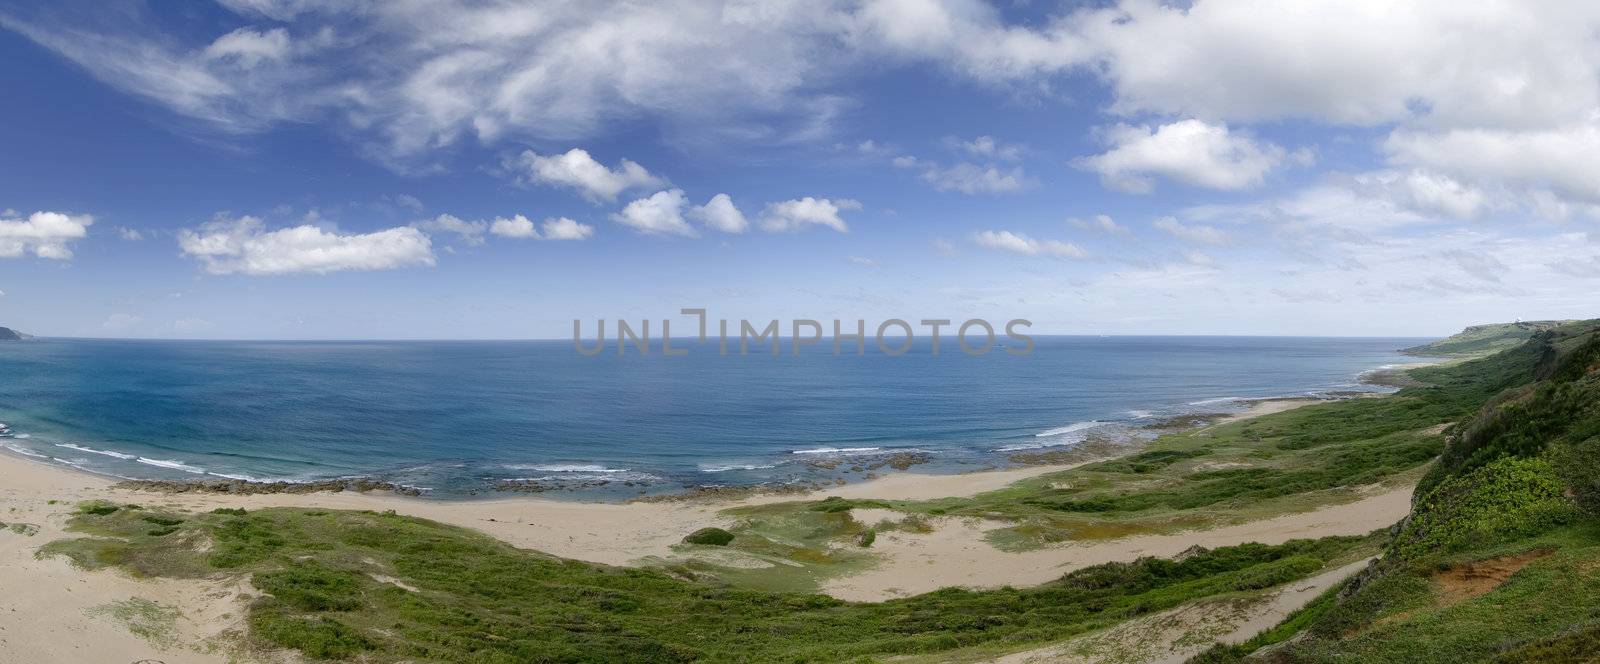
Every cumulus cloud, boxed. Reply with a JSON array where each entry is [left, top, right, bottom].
[[689, 194, 749, 233], [1353, 170, 1489, 219], [972, 230, 1087, 258], [512, 148, 663, 203], [485, 214, 594, 240], [0, 210, 93, 260], [1070, 214, 1131, 236], [612, 189, 696, 237], [758, 197, 860, 233], [1153, 217, 1229, 245], [487, 215, 537, 239], [1077, 120, 1286, 193], [1385, 123, 1600, 204], [539, 217, 594, 241], [177, 216, 435, 275], [1073, 1, 1600, 130]]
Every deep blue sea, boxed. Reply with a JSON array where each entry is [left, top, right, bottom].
[[0, 336, 1428, 498]]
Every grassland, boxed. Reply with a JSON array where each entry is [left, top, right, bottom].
[[42, 502, 1378, 662], [1402, 320, 1575, 358]]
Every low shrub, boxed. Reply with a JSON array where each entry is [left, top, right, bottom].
[[683, 527, 735, 546]]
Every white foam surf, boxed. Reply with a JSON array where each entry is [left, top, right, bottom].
[[700, 462, 779, 473], [55, 443, 137, 460], [1034, 421, 1105, 437], [136, 457, 207, 474]]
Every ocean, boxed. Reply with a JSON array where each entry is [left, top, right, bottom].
[[0, 336, 1427, 498]]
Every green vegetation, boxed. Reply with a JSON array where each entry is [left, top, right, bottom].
[[681, 527, 734, 546], [41, 503, 1375, 662], [1393, 457, 1576, 559], [1197, 318, 1600, 663], [1402, 320, 1575, 357], [86, 597, 180, 648]]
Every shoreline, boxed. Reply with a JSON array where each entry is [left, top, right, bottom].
[[0, 393, 1364, 505], [0, 396, 1379, 568], [0, 395, 1415, 662]]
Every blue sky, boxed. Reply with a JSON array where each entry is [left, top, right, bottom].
[[1, 0, 1597, 339]]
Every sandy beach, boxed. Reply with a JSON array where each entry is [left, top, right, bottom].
[[0, 398, 1410, 662]]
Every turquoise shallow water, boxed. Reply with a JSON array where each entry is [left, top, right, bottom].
[[0, 336, 1426, 498]]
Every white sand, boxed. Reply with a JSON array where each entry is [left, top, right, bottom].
[[818, 487, 1409, 601]]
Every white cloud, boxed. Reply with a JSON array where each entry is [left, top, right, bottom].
[[758, 197, 859, 233], [1070, 214, 1131, 236], [612, 189, 696, 237], [203, 27, 291, 68], [1073, 1, 1600, 130], [921, 162, 1031, 194], [0, 210, 93, 260], [689, 194, 749, 234], [488, 214, 538, 239], [413, 213, 487, 245], [1077, 120, 1285, 193], [1353, 170, 1489, 219], [485, 214, 593, 240], [847, 255, 881, 269], [512, 148, 662, 203], [540, 217, 594, 241], [972, 230, 1087, 258], [116, 226, 144, 241], [1385, 123, 1600, 204], [178, 216, 435, 275], [1153, 217, 1229, 245]]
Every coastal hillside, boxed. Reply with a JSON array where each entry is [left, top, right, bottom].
[[1402, 320, 1575, 358], [0, 326, 26, 341], [1198, 318, 1600, 662]]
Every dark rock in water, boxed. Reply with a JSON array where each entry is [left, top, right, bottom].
[[0, 327, 26, 341], [114, 477, 423, 497]]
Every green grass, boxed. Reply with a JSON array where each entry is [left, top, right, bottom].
[[39, 504, 1375, 663], [86, 597, 181, 648]]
